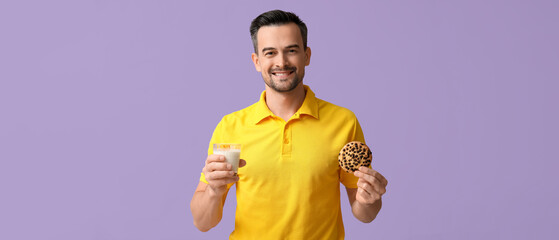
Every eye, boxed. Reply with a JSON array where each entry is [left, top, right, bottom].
[[289, 49, 297, 53], [265, 52, 274, 56]]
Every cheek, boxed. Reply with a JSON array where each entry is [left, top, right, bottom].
[[263, 65, 273, 74], [258, 61, 269, 72], [293, 57, 306, 67]]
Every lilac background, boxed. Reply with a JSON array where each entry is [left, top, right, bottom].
[[1, 0, 558, 239]]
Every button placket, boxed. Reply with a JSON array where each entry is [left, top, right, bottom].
[[282, 122, 292, 158]]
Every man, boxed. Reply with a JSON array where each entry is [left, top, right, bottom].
[[190, 10, 388, 239]]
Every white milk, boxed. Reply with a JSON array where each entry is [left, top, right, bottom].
[[214, 149, 241, 173]]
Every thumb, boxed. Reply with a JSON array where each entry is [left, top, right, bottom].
[[239, 159, 247, 168]]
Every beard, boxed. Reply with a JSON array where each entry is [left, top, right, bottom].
[[263, 67, 303, 93]]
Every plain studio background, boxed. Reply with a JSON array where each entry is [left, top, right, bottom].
[[1, 0, 557, 239]]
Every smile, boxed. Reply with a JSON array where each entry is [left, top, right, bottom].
[[272, 71, 294, 76]]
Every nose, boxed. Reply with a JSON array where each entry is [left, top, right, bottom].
[[275, 53, 289, 68]]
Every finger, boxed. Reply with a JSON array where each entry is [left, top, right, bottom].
[[208, 176, 239, 188], [219, 175, 240, 184], [358, 166, 376, 176], [355, 188, 377, 204], [357, 167, 388, 187], [354, 170, 376, 184], [357, 179, 377, 196], [356, 187, 380, 205], [368, 179, 387, 195], [378, 184, 387, 195], [239, 159, 247, 168], [206, 154, 226, 165], [370, 169, 388, 186], [205, 161, 232, 173], [358, 177, 386, 195], [205, 170, 235, 181], [356, 180, 382, 204]]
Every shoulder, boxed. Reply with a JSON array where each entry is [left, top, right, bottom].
[[218, 102, 259, 126], [316, 97, 358, 121]]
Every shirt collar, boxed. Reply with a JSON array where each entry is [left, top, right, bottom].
[[253, 85, 319, 125]]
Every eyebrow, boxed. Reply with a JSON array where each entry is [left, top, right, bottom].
[[285, 44, 301, 49], [261, 47, 276, 53], [261, 44, 301, 53]]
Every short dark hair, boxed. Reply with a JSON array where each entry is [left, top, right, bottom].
[[250, 10, 308, 53]]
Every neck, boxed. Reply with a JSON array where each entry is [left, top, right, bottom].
[[265, 83, 306, 122]]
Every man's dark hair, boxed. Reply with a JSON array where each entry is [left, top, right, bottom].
[[250, 10, 308, 54]]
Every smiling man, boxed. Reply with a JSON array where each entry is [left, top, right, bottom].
[[190, 10, 388, 239]]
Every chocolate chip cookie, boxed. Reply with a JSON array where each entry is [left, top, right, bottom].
[[338, 141, 372, 173]]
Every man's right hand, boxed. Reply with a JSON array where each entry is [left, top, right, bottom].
[[202, 154, 246, 197], [191, 156, 246, 232]]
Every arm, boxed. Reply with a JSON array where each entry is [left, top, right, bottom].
[[346, 167, 388, 223], [190, 181, 230, 232], [190, 155, 245, 232]]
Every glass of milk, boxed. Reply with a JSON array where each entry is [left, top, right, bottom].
[[213, 143, 241, 175]]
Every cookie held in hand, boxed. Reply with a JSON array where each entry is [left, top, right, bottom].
[[338, 141, 372, 173]]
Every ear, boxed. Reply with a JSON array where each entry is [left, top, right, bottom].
[[304, 46, 311, 66], [251, 53, 262, 72]]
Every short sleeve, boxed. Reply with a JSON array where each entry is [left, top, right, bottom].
[[207, 117, 225, 156], [340, 116, 368, 188], [200, 172, 209, 184], [198, 117, 237, 189], [199, 117, 225, 184]]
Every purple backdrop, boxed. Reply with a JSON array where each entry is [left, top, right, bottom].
[[1, 0, 558, 239]]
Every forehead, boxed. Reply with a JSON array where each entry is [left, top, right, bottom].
[[256, 23, 303, 50]]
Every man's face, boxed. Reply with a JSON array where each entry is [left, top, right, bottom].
[[251, 23, 311, 93]]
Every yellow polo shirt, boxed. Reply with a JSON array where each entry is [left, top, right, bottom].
[[200, 85, 365, 240]]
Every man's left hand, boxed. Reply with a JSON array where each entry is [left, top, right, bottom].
[[353, 166, 388, 205]]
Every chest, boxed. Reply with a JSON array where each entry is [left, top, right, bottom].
[[231, 118, 352, 188]]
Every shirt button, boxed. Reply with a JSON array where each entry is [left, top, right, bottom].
[[284, 138, 289, 144]]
